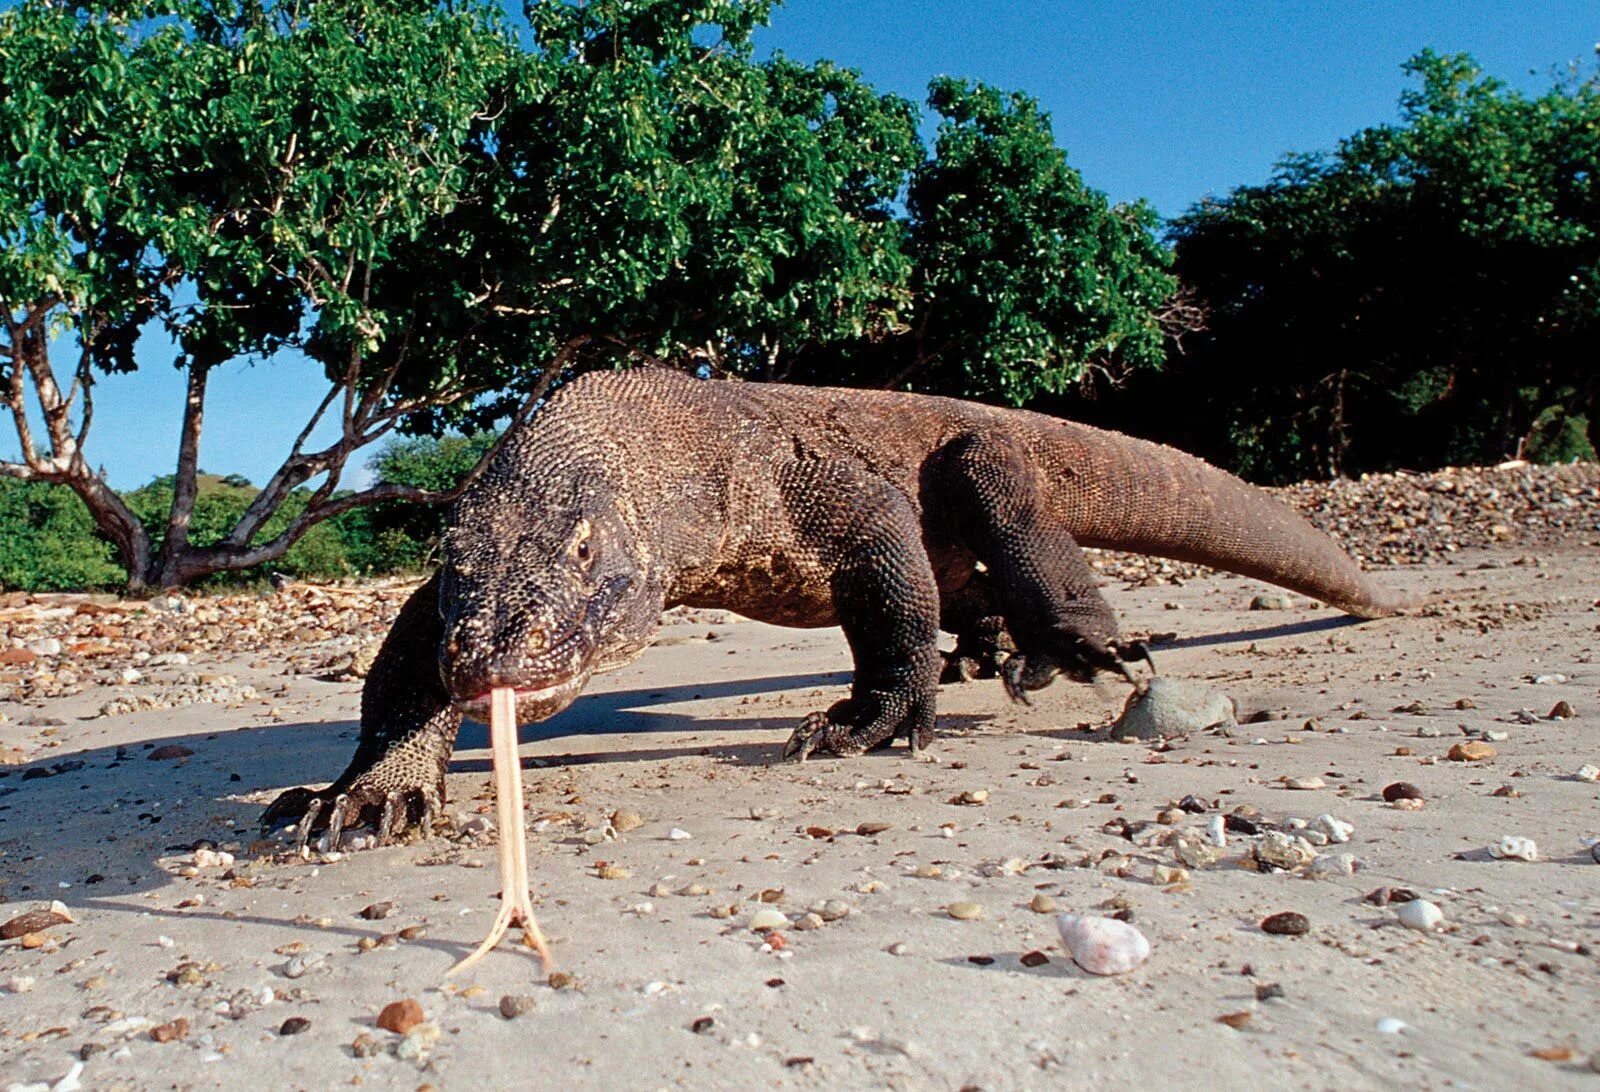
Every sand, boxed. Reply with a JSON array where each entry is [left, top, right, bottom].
[[1, 542, 1597, 1089]]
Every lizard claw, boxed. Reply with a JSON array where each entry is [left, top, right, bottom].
[[262, 780, 444, 849]]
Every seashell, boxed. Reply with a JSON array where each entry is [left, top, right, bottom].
[[1054, 914, 1151, 975], [1205, 816, 1227, 847], [1174, 833, 1221, 869], [747, 909, 788, 932], [1487, 835, 1537, 861], [1394, 899, 1444, 932]]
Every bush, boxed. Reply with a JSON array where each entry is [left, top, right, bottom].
[[0, 479, 125, 591]]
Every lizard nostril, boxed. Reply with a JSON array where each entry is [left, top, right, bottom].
[[525, 629, 548, 654]]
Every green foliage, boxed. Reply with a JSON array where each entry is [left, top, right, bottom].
[[336, 432, 500, 573], [1137, 50, 1600, 481], [900, 79, 1174, 402], [0, 479, 123, 591]]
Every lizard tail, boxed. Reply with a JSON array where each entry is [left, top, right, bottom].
[[1029, 417, 1415, 619]]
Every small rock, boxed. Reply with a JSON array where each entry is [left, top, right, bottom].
[[498, 994, 537, 1019], [812, 899, 850, 922], [1254, 831, 1317, 870], [1548, 700, 1576, 720], [281, 953, 323, 979], [952, 788, 989, 805], [595, 864, 630, 880], [667, 827, 692, 841], [1395, 899, 1444, 932], [1174, 833, 1222, 869], [1217, 1010, 1254, 1029], [1311, 814, 1354, 844], [1260, 911, 1310, 936], [395, 1023, 440, 1061], [358, 901, 393, 921], [1111, 678, 1235, 741], [792, 912, 824, 931], [1250, 592, 1294, 611], [547, 971, 576, 990], [1152, 864, 1189, 886], [946, 902, 983, 921], [856, 821, 892, 836], [1019, 950, 1050, 968], [1488, 835, 1538, 861], [1481, 729, 1510, 743], [1575, 764, 1600, 783], [1382, 782, 1423, 803], [1308, 853, 1358, 879], [1028, 893, 1057, 914], [1283, 776, 1325, 791], [376, 998, 425, 1035], [350, 1033, 382, 1058], [279, 1017, 311, 1036], [146, 745, 194, 761], [610, 808, 645, 833], [149, 1017, 189, 1043], [1448, 741, 1497, 762], [1055, 914, 1151, 975], [1376, 1017, 1407, 1035], [1, 906, 72, 940]]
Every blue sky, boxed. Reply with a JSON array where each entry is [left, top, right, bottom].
[[12, 0, 1596, 490]]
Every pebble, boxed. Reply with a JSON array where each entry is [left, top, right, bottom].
[[1448, 741, 1497, 762], [1488, 835, 1538, 861], [1308, 853, 1358, 879], [149, 1017, 189, 1043], [812, 899, 851, 922], [498, 994, 537, 1019], [1250, 592, 1294, 611], [359, 901, 393, 920], [395, 1023, 440, 1061], [856, 821, 892, 836], [667, 827, 692, 841], [1481, 729, 1510, 743], [279, 1017, 311, 1036], [610, 808, 645, 833], [1055, 914, 1151, 975], [1260, 911, 1311, 936], [1, 904, 72, 939], [376, 998, 425, 1035], [1283, 776, 1325, 791], [1382, 782, 1423, 803], [1592, 843, 1600, 865], [946, 902, 983, 921], [1312, 814, 1354, 844], [1575, 764, 1600, 783], [1549, 700, 1576, 720], [677, 883, 710, 897], [1395, 899, 1444, 932], [1205, 815, 1227, 847], [1111, 678, 1235, 741], [1152, 864, 1189, 886], [596, 864, 630, 880], [1254, 831, 1317, 870], [350, 1033, 382, 1057], [1376, 1017, 1407, 1035], [748, 909, 788, 931], [953, 788, 989, 805], [1174, 833, 1222, 869], [282, 953, 323, 979], [792, 912, 824, 931], [1029, 893, 1057, 914]]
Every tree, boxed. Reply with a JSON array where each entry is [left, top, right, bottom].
[[1140, 50, 1599, 481], [4, 0, 1178, 591], [1, 0, 515, 590]]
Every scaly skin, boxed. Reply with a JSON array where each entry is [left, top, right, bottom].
[[265, 370, 1410, 841]]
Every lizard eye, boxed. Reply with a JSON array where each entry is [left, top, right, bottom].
[[576, 540, 591, 562]]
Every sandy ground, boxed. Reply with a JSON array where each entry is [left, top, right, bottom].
[[1, 542, 1597, 1090]]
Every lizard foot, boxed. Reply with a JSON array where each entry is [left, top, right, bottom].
[[781, 698, 933, 762], [262, 779, 442, 853]]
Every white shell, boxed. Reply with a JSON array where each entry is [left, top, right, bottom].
[[1055, 914, 1151, 975], [1395, 899, 1444, 932], [748, 908, 788, 931], [1488, 835, 1538, 861], [1205, 816, 1227, 847]]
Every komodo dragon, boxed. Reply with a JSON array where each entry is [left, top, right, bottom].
[[264, 369, 1410, 845]]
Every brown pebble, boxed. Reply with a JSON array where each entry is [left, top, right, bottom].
[[150, 1017, 190, 1043], [498, 994, 537, 1019], [351, 1033, 381, 1058], [359, 901, 393, 921], [1382, 782, 1423, 802], [1261, 912, 1310, 936], [690, 1016, 715, 1034], [1028, 893, 1057, 914], [376, 998, 424, 1035], [279, 1017, 311, 1036], [147, 744, 195, 761], [1448, 741, 1496, 762], [1548, 700, 1575, 719], [1217, 1011, 1254, 1029], [1019, 950, 1050, 968], [856, 821, 892, 836], [610, 808, 645, 833], [1255, 983, 1284, 1002], [548, 971, 576, 990]]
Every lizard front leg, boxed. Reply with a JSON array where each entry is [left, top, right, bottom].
[[263, 575, 460, 848], [774, 460, 942, 761]]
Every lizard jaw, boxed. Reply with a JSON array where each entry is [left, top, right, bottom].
[[454, 674, 589, 724]]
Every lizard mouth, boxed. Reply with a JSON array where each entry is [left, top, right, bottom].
[[454, 673, 589, 723]]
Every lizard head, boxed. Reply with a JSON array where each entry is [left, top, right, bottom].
[[436, 463, 654, 722]]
